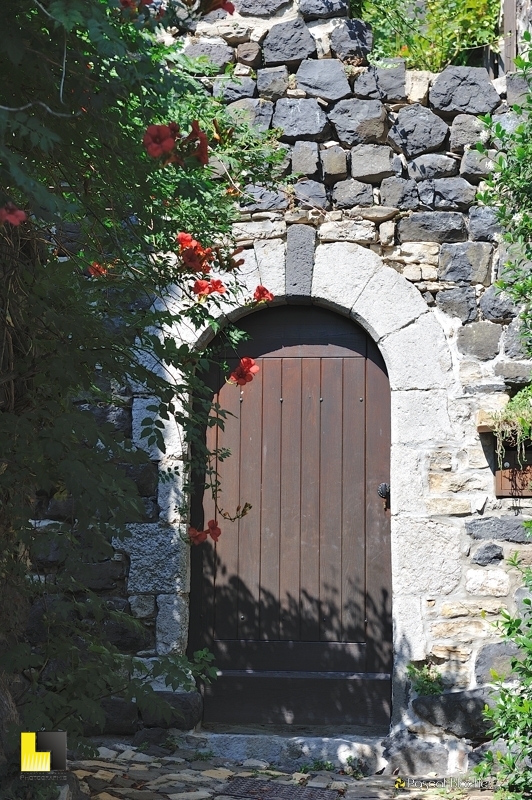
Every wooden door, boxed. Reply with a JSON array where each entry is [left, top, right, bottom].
[[188, 306, 391, 726]]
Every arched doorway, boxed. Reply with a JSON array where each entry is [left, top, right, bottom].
[[188, 305, 392, 726]]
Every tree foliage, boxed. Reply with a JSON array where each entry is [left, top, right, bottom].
[[0, 0, 281, 777], [472, 35, 532, 800], [351, 0, 500, 71]]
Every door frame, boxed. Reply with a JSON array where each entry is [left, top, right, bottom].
[[188, 304, 392, 725], [153, 245, 456, 730]]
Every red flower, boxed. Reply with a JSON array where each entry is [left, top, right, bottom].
[[168, 122, 180, 139], [120, 0, 137, 8], [177, 232, 214, 273], [0, 203, 26, 226], [88, 262, 107, 277], [229, 357, 260, 386], [192, 278, 226, 296], [209, 279, 226, 294], [185, 120, 209, 166], [193, 279, 211, 296], [189, 527, 208, 545], [208, 0, 235, 11], [253, 285, 274, 303], [143, 124, 176, 158], [177, 232, 195, 249], [206, 519, 222, 542]]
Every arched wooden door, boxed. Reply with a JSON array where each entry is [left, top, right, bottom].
[[188, 306, 392, 726]]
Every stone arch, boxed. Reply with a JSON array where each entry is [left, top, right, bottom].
[[176, 240, 459, 725]]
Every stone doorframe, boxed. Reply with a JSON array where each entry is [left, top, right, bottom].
[[128, 238, 461, 728]]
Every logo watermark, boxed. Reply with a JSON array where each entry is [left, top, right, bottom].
[[395, 776, 498, 791], [20, 731, 67, 781]]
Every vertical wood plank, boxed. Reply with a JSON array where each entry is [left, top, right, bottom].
[[300, 358, 321, 641], [503, 0, 517, 73], [237, 362, 263, 640], [365, 340, 392, 672], [212, 375, 241, 641], [341, 358, 366, 643], [260, 359, 282, 640], [319, 358, 343, 642], [279, 358, 302, 640]]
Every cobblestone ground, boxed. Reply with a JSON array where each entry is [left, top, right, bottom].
[[69, 741, 496, 800]]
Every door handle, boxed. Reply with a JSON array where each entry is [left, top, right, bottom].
[[377, 483, 390, 510]]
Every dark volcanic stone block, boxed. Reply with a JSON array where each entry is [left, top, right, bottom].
[[479, 284, 517, 322], [328, 99, 386, 147], [351, 143, 401, 183], [412, 689, 492, 739], [468, 206, 502, 242], [354, 62, 406, 102], [299, 0, 348, 20], [332, 178, 373, 208], [257, 66, 288, 101], [397, 212, 467, 243], [294, 179, 329, 209], [407, 154, 458, 181], [330, 19, 373, 61], [466, 516, 531, 542], [429, 66, 500, 115], [263, 18, 316, 67], [438, 242, 492, 285], [295, 59, 351, 102], [388, 104, 448, 158], [227, 98, 274, 132], [212, 75, 256, 103], [235, 0, 290, 14], [184, 39, 235, 73], [273, 98, 329, 142], [141, 691, 203, 730], [457, 321, 502, 360], [286, 224, 316, 297], [435, 287, 477, 323]]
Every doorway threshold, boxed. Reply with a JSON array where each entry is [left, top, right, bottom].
[[181, 723, 388, 773]]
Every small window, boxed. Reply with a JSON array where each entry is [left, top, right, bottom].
[[495, 447, 532, 497]]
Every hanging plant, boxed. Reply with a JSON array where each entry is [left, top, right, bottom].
[[492, 385, 532, 468]]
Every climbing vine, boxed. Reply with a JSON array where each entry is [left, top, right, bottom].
[[0, 0, 282, 781]]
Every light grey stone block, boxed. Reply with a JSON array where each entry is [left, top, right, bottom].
[[118, 524, 189, 594], [156, 593, 189, 654]]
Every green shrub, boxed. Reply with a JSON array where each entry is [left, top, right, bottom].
[[351, 0, 499, 71], [406, 661, 444, 695]]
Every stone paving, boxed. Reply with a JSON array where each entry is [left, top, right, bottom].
[[68, 740, 496, 800]]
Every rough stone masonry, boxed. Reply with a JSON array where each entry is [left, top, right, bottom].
[[33, 0, 532, 776]]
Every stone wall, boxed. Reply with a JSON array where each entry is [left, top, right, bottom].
[[36, 0, 532, 766]]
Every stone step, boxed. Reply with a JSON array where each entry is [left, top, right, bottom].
[[181, 730, 386, 773]]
